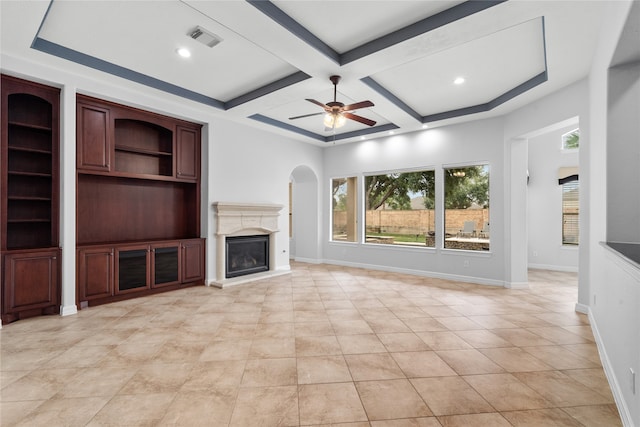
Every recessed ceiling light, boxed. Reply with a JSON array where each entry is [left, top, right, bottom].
[[454, 77, 465, 85], [361, 136, 366, 140], [389, 131, 395, 135], [422, 124, 429, 129], [176, 47, 191, 58]]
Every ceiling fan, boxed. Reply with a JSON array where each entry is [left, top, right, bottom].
[[289, 75, 376, 130]]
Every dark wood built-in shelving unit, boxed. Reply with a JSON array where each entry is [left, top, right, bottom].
[[1, 74, 61, 324], [76, 95, 204, 307]]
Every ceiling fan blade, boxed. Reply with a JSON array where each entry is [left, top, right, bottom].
[[343, 112, 376, 127], [289, 112, 324, 120], [306, 99, 329, 110], [342, 100, 374, 111]]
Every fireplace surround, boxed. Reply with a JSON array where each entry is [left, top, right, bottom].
[[212, 202, 288, 287]]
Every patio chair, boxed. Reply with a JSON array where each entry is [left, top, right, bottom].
[[458, 221, 476, 238], [479, 222, 490, 238]]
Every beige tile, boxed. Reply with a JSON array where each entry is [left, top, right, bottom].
[[298, 382, 368, 425], [526, 326, 591, 344], [332, 319, 375, 335], [152, 340, 207, 364], [88, 392, 175, 426], [13, 396, 109, 427], [491, 329, 555, 347], [297, 355, 353, 384], [249, 337, 296, 358], [356, 379, 432, 420], [512, 370, 613, 406], [158, 389, 238, 426], [561, 368, 615, 399], [391, 351, 457, 377], [366, 317, 413, 333], [411, 376, 494, 416], [436, 349, 504, 375], [0, 400, 45, 426], [521, 345, 599, 370], [479, 347, 554, 372], [98, 342, 163, 367], [294, 310, 330, 322], [462, 373, 552, 411], [562, 404, 623, 427], [378, 332, 431, 352], [1, 369, 77, 402], [338, 334, 387, 354], [181, 360, 246, 391], [416, 331, 473, 350], [241, 357, 297, 387], [370, 418, 442, 427], [501, 408, 584, 426], [294, 321, 335, 337], [57, 366, 137, 398], [438, 412, 512, 427], [296, 335, 342, 356], [453, 330, 512, 348], [119, 363, 192, 394], [435, 316, 484, 331], [230, 385, 299, 426], [199, 339, 252, 362], [467, 315, 518, 329], [402, 317, 448, 332], [563, 343, 603, 364], [345, 353, 405, 381]]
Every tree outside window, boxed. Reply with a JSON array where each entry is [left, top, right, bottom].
[[562, 128, 580, 150], [364, 170, 435, 247], [332, 177, 357, 242], [444, 165, 490, 251]]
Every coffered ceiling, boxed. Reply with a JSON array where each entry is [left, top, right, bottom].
[[1, 1, 609, 145]]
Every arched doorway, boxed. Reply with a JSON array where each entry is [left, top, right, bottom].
[[289, 165, 320, 262]]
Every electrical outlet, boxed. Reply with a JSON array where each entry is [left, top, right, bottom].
[[593, 294, 597, 305], [463, 260, 470, 268], [631, 368, 636, 394], [533, 251, 538, 257]]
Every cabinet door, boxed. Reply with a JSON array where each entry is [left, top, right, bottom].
[[151, 242, 180, 288], [77, 102, 112, 172], [115, 245, 150, 294], [3, 249, 59, 313], [175, 125, 199, 182], [181, 239, 204, 283], [78, 247, 114, 301]]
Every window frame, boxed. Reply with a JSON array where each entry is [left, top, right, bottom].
[[362, 167, 437, 248]]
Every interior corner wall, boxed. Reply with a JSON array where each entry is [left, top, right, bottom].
[[527, 124, 580, 272], [587, 1, 640, 425]]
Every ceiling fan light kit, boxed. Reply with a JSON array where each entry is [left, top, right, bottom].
[[290, 75, 376, 130]]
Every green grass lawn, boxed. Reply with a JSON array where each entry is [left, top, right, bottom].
[[365, 232, 426, 243]]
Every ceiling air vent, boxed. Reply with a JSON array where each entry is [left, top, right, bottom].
[[189, 26, 222, 48]]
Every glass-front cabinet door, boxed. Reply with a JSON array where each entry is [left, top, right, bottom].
[[115, 245, 150, 294], [151, 242, 180, 288]]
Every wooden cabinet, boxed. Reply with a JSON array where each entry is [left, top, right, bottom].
[[2, 249, 60, 322], [76, 95, 203, 307], [76, 95, 200, 181], [1, 74, 60, 324], [77, 101, 111, 172], [77, 239, 204, 306], [181, 238, 205, 283]]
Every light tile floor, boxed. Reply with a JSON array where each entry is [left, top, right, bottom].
[[0, 263, 623, 426]]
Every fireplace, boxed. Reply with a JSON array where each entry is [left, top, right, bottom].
[[226, 235, 269, 278], [212, 202, 289, 287]]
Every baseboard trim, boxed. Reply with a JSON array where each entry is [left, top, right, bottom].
[[60, 304, 78, 317], [587, 308, 634, 426], [528, 263, 578, 273], [574, 302, 589, 314]]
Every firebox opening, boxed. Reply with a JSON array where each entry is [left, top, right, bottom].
[[225, 235, 269, 278]]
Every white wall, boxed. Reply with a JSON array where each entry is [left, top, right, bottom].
[[322, 118, 507, 286], [587, 1, 639, 425], [527, 124, 580, 271]]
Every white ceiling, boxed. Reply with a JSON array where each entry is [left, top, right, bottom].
[[0, 0, 610, 145]]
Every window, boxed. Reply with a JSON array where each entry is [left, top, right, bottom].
[[331, 177, 357, 242], [364, 170, 435, 247], [444, 165, 490, 251], [562, 180, 579, 245], [562, 128, 580, 150]]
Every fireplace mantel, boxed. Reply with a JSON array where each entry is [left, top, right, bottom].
[[213, 202, 282, 236], [211, 202, 289, 287]]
